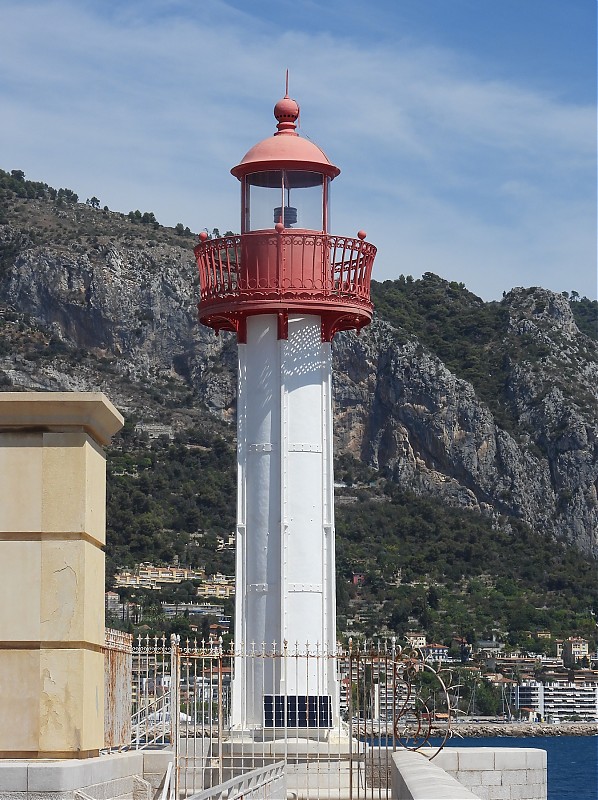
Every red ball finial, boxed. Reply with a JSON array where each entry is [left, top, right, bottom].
[[275, 221, 285, 234], [274, 96, 299, 122], [357, 230, 367, 240], [274, 88, 299, 135], [199, 231, 208, 242]]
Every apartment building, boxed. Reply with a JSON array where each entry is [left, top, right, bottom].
[[196, 574, 235, 599], [511, 678, 598, 722], [561, 637, 590, 667], [423, 643, 450, 662], [114, 564, 206, 589], [404, 632, 426, 649]]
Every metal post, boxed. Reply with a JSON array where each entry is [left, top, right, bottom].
[[170, 634, 181, 800], [218, 637, 224, 785]]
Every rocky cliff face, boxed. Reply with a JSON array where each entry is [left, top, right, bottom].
[[333, 297, 598, 557], [0, 199, 596, 558], [0, 207, 237, 420]]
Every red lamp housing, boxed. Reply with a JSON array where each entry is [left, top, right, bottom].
[[194, 94, 376, 343]]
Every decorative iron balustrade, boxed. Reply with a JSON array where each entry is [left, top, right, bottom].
[[196, 233, 375, 302], [194, 232, 376, 340]]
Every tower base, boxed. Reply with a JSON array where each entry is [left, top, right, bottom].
[[222, 729, 356, 800]]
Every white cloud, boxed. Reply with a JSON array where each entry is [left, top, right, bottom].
[[0, 0, 594, 300]]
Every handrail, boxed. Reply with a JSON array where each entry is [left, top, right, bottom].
[[160, 761, 174, 800], [131, 690, 172, 748], [186, 761, 286, 800]]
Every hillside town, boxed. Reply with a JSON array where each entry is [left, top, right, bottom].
[[107, 561, 598, 724]]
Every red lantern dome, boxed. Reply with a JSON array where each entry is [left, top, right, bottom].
[[231, 96, 340, 183]]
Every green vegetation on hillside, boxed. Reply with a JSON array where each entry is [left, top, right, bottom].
[[105, 434, 597, 649], [106, 425, 236, 580], [569, 295, 598, 340], [1, 181, 595, 651], [371, 274, 514, 429], [0, 168, 79, 209], [0, 167, 197, 251], [335, 477, 597, 648], [371, 274, 597, 435]]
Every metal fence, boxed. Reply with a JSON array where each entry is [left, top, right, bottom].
[[195, 233, 376, 305], [128, 636, 454, 800], [194, 232, 376, 341]]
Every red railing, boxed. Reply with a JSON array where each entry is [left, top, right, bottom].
[[195, 232, 376, 307]]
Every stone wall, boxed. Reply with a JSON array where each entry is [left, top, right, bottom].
[[392, 747, 547, 800]]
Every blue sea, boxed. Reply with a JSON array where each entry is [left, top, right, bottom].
[[436, 736, 597, 800]]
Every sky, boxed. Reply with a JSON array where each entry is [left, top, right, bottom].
[[0, 0, 596, 301]]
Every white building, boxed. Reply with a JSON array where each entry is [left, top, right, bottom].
[[511, 679, 598, 722], [405, 632, 427, 650], [423, 643, 449, 662]]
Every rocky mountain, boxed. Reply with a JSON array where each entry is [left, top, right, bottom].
[[1, 171, 597, 564], [334, 288, 598, 558]]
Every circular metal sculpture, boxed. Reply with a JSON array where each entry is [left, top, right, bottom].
[[390, 646, 456, 758], [348, 639, 457, 760]]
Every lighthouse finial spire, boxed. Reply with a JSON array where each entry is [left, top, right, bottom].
[[274, 77, 299, 134]]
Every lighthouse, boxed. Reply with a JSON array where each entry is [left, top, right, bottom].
[[194, 91, 376, 730]]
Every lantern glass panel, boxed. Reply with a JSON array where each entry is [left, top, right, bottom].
[[245, 171, 326, 232]]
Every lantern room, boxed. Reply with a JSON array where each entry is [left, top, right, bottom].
[[194, 92, 376, 343], [242, 169, 327, 232]]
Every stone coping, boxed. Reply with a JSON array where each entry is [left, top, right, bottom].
[[391, 751, 481, 799], [393, 747, 547, 800], [0, 393, 123, 446], [0, 752, 144, 791]]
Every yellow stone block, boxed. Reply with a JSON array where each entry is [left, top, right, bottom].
[[0, 650, 40, 753], [0, 539, 105, 646], [40, 539, 105, 645], [42, 432, 107, 545], [39, 648, 104, 755], [0, 648, 106, 756], [0, 540, 42, 641], [0, 392, 123, 446], [0, 432, 43, 532]]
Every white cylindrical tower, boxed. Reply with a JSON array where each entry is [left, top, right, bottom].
[[194, 92, 376, 730]]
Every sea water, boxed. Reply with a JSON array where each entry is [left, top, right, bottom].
[[436, 736, 597, 800]]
